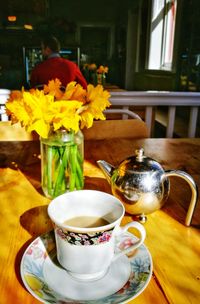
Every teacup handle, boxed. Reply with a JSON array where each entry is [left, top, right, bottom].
[[113, 221, 146, 261]]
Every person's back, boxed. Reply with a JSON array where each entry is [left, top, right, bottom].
[[30, 35, 87, 89]]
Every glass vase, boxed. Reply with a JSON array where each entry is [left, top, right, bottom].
[[40, 129, 84, 199]]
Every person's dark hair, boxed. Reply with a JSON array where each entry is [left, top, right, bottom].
[[41, 35, 61, 53]]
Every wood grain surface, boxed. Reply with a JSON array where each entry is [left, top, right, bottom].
[[0, 138, 199, 304]]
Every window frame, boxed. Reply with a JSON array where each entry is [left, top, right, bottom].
[[146, 0, 178, 72]]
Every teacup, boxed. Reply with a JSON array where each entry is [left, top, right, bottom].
[[48, 190, 146, 281]]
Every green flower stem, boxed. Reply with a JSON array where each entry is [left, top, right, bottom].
[[75, 173, 83, 189], [77, 148, 83, 164], [42, 131, 84, 198], [53, 145, 70, 197], [52, 143, 83, 195], [75, 152, 84, 189], [47, 145, 55, 197], [69, 145, 77, 191]]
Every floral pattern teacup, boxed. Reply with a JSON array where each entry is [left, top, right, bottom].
[[48, 190, 146, 281]]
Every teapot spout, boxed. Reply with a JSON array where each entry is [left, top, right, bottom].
[[97, 160, 115, 184]]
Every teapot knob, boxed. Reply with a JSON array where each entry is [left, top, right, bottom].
[[135, 148, 145, 162]]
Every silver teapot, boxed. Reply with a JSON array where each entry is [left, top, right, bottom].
[[97, 148, 198, 226]]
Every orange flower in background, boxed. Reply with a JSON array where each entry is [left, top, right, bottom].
[[83, 63, 97, 71], [97, 65, 109, 74], [104, 66, 109, 73], [88, 63, 97, 71]]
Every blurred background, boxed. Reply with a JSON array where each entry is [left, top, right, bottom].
[[0, 0, 199, 92]]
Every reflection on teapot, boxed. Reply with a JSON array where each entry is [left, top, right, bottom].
[[97, 148, 198, 226]]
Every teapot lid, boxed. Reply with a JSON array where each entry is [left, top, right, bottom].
[[119, 148, 164, 173]]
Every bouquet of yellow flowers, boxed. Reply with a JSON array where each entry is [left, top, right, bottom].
[[6, 78, 111, 138], [6, 79, 111, 198]]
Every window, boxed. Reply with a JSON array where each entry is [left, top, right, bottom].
[[148, 0, 177, 71]]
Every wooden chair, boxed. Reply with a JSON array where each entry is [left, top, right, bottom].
[[0, 121, 38, 141], [83, 119, 149, 140]]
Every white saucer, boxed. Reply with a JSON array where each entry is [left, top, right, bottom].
[[20, 231, 152, 303]]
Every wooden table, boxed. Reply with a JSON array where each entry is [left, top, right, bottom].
[[0, 138, 200, 304]]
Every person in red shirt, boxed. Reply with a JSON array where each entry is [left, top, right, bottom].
[[30, 35, 87, 89]]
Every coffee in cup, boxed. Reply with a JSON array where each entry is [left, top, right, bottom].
[[63, 215, 110, 228]]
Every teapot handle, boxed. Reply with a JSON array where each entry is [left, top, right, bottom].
[[164, 170, 198, 226]]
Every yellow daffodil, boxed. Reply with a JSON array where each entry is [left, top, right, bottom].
[[5, 79, 111, 138], [6, 98, 31, 126], [80, 84, 111, 128], [43, 78, 63, 100], [63, 82, 87, 104], [51, 100, 83, 132]]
